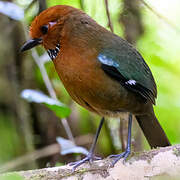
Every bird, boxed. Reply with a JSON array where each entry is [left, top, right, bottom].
[[21, 5, 170, 170]]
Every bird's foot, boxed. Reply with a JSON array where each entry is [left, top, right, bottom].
[[69, 152, 101, 172], [109, 148, 131, 167]]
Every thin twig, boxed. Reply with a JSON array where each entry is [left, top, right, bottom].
[[31, 50, 57, 100], [140, 0, 180, 33], [0, 143, 60, 173], [0, 134, 94, 173], [31, 50, 75, 144], [25, 0, 37, 13], [61, 118, 75, 144], [22, 23, 75, 144], [104, 0, 114, 32]]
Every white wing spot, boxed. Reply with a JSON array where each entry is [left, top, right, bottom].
[[125, 80, 136, 85]]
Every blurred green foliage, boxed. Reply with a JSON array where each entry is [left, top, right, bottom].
[[0, 115, 21, 163], [0, 173, 24, 180], [136, 1, 180, 144]]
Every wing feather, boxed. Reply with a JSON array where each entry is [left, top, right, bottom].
[[98, 45, 157, 105]]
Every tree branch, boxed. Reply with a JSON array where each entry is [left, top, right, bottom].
[[104, 0, 114, 32], [3, 144, 180, 179]]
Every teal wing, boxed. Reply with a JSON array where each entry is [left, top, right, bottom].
[[98, 41, 157, 104]]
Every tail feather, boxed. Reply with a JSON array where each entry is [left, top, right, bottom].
[[135, 110, 170, 148]]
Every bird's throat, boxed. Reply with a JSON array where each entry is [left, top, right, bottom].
[[47, 44, 60, 60]]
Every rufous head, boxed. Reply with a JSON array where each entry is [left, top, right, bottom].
[[20, 5, 87, 59]]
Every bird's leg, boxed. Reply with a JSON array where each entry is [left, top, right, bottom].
[[109, 113, 132, 166], [69, 117, 105, 171]]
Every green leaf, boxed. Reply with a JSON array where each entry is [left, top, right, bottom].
[[45, 104, 70, 119], [0, 173, 24, 180], [21, 89, 71, 118]]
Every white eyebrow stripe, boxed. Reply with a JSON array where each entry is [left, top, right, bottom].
[[49, 21, 57, 27]]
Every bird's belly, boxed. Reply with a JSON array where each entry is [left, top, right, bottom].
[[63, 77, 128, 116], [54, 52, 146, 116]]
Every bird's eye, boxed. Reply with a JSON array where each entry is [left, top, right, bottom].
[[40, 25, 48, 35]]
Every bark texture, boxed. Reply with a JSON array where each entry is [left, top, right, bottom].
[[3, 144, 180, 180]]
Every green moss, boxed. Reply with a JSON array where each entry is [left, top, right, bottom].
[[173, 148, 180, 157]]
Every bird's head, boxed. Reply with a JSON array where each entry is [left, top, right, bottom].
[[21, 5, 86, 60]]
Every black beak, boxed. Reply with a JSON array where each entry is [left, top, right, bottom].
[[20, 38, 42, 52]]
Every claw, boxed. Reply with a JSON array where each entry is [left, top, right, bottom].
[[109, 114, 132, 167], [69, 154, 101, 171], [69, 117, 105, 172], [108, 154, 121, 158], [93, 156, 102, 160], [109, 149, 130, 167]]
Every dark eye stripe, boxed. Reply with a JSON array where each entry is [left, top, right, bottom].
[[41, 25, 48, 34]]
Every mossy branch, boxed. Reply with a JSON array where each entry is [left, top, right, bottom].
[[1, 144, 180, 180]]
